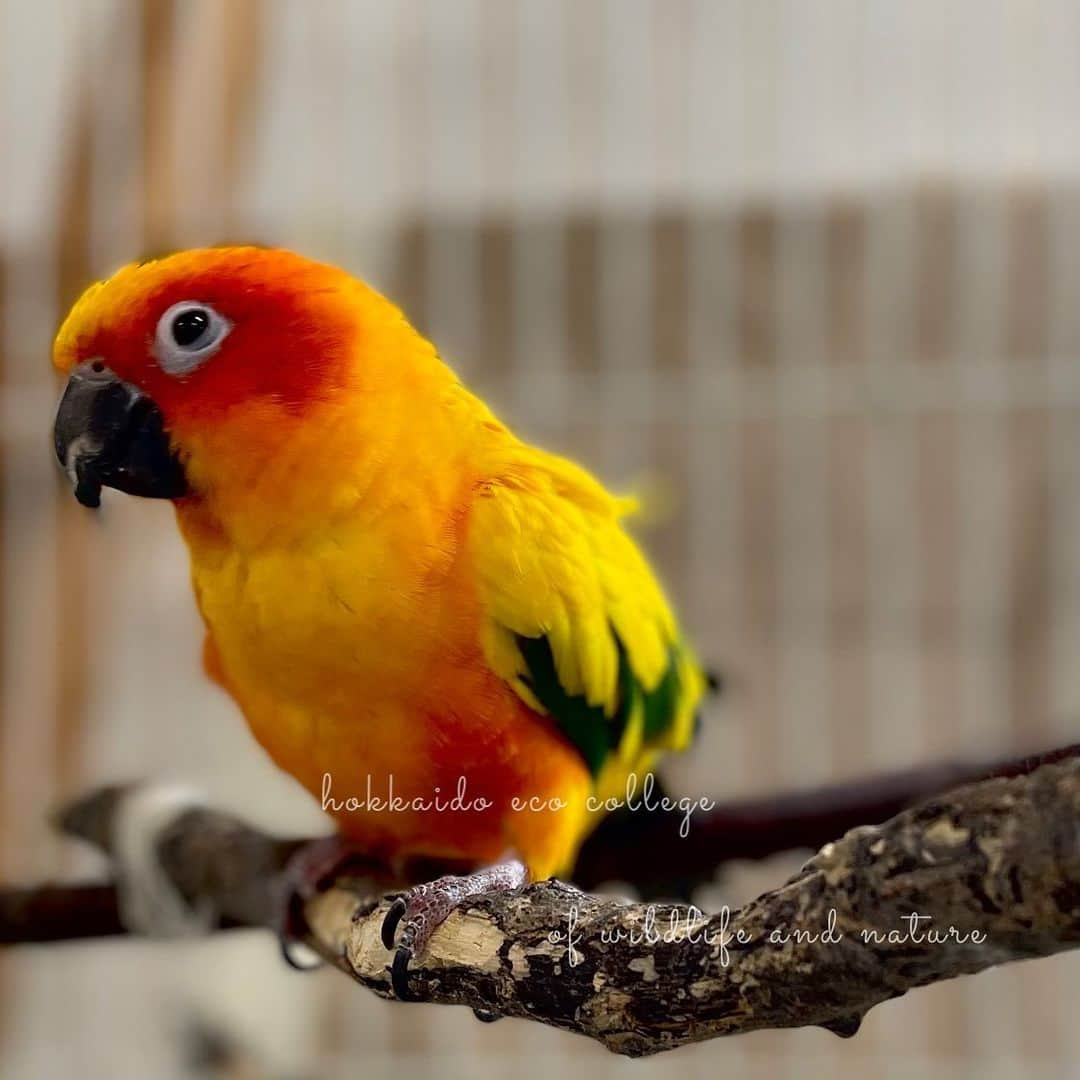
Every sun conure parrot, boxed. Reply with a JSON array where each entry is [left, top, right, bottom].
[[51, 246, 710, 996]]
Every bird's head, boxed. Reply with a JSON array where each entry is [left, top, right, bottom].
[[52, 246, 439, 541]]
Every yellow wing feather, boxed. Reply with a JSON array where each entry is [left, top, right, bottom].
[[468, 443, 706, 799]]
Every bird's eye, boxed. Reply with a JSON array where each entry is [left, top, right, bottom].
[[154, 301, 232, 375]]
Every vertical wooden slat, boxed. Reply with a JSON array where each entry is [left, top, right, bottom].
[[682, 211, 744, 812], [652, 212, 689, 371], [55, 106, 95, 307], [914, 182, 960, 768], [1008, 413, 1052, 743], [597, 214, 652, 477], [138, 0, 178, 255], [865, 188, 924, 790], [915, 185, 956, 364], [917, 413, 961, 758], [218, 0, 263, 237], [650, 211, 690, 593], [825, 201, 865, 368], [739, 416, 780, 790], [825, 203, 869, 774], [426, 221, 480, 374], [392, 219, 430, 336], [648, 419, 691, 599], [1006, 188, 1049, 362], [565, 216, 600, 374], [1005, 187, 1052, 747], [737, 208, 775, 368], [478, 221, 514, 375], [827, 414, 869, 773], [737, 204, 779, 791], [914, 185, 960, 769], [774, 204, 830, 785]]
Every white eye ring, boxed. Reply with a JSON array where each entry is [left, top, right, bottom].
[[154, 301, 232, 376]]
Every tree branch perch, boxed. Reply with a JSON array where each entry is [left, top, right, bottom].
[[1, 752, 1077, 1055]]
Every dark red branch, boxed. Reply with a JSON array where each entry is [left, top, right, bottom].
[[0, 882, 248, 945], [0, 884, 127, 944]]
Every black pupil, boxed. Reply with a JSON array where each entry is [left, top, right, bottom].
[[172, 309, 209, 348]]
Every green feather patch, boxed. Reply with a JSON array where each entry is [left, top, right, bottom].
[[515, 632, 688, 778]]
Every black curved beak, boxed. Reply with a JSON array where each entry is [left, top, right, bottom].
[[53, 362, 188, 508]]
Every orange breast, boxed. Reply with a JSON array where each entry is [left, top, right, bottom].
[[224, 645, 593, 878], [182, 500, 593, 879]]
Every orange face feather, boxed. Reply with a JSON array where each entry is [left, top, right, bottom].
[[55, 248, 355, 414]]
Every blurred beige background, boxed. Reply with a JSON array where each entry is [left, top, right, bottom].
[[1, 0, 1079, 1076]]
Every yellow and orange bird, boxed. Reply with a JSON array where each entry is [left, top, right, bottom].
[[52, 246, 709, 994]]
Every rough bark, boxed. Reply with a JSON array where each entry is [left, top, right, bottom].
[[3, 756, 1076, 1056], [307, 757, 1080, 1055]]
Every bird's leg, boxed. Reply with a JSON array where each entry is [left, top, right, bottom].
[[274, 835, 382, 968], [381, 857, 529, 1001]]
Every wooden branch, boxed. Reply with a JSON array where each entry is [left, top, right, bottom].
[[2, 756, 1078, 1055], [307, 757, 1080, 1054]]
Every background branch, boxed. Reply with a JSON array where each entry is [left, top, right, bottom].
[[0, 884, 127, 944]]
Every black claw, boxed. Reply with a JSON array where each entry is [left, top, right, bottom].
[[278, 936, 323, 972], [472, 1008, 502, 1023], [391, 945, 414, 1000], [381, 897, 408, 949]]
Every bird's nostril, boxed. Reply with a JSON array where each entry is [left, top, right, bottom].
[[90, 360, 105, 374]]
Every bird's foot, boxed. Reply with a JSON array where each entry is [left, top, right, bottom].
[[275, 835, 380, 969], [380, 858, 528, 1001]]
